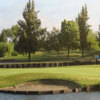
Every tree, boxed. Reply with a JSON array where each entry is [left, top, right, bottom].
[[97, 25, 100, 47], [50, 27, 61, 56], [60, 20, 79, 57], [7, 43, 15, 57], [43, 27, 61, 56], [43, 32, 52, 52], [87, 29, 99, 52], [38, 28, 48, 50], [15, 0, 41, 60], [0, 29, 8, 43], [0, 42, 8, 57], [76, 4, 90, 57], [6, 25, 19, 43]]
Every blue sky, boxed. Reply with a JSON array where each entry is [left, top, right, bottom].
[[0, 0, 100, 32]]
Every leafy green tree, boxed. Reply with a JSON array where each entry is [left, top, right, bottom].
[[38, 28, 48, 50], [15, 0, 41, 60], [50, 27, 61, 56], [43, 33, 52, 52], [0, 42, 8, 57], [44, 27, 61, 56], [6, 25, 19, 43], [60, 20, 79, 57], [76, 4, 90, 57], [7, 43, 15, 57], [87, 29, 99, 52], [0, 29, 8, 43]]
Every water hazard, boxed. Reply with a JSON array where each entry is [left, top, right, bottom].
[[0, 92, 100, 100]]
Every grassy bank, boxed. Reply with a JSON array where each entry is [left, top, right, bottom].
[[0, 65, 100, 88]]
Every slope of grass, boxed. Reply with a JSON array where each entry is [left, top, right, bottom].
[[0, 65, 100, 88]]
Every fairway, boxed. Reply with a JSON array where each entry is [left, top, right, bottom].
[[0, 65, 100, 88]]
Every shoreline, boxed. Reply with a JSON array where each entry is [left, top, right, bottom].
[[0, 80, 100, 95]]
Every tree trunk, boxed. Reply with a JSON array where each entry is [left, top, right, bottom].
[[28, 51, 31, 61], [82, 49, 84, 57], [67, 49, 70, 58], [57, 51, 59, 57]]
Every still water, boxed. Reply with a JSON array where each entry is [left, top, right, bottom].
[[0, 92, 100, 100]]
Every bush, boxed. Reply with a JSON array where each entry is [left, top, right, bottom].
[[11, 51, 18, 56]]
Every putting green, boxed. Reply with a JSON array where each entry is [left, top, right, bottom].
[[0, 65, 100, 88]]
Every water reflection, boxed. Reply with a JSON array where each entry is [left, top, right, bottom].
[[0, 92, 100, 100]]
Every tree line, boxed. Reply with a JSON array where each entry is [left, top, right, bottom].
[[0, 0, 100, 60]]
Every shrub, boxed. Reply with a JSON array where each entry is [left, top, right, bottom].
[[11, 51, 18, 56]]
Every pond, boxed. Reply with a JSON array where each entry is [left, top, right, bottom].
[[0, 92, 100, 100]]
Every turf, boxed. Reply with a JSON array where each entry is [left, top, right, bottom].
[[0, 65, 100, 88]]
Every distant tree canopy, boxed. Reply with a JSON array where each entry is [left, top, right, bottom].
[[76, 4, 90, 57], [7, 25, 19, 43], [97, 25, 100, 47], [0, 25, 19, 44], [0, 29, 8, 43], [15, 0, 41, 60], [59, 20, 79, 57], [43, 27, 61, 56], [37, 28, 48, 50], [50, 27, 61, 54], [87, 29, 99, 52]]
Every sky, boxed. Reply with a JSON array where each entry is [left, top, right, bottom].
[[0, 0, 100, 32]]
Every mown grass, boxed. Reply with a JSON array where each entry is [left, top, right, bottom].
[[0, 65, 100, 88]]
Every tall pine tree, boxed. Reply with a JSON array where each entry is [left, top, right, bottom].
[[15, 0, 41, 60], [77, 4, 90, 57]]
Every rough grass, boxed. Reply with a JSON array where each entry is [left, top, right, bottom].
[[0, 65, 100, 88]]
